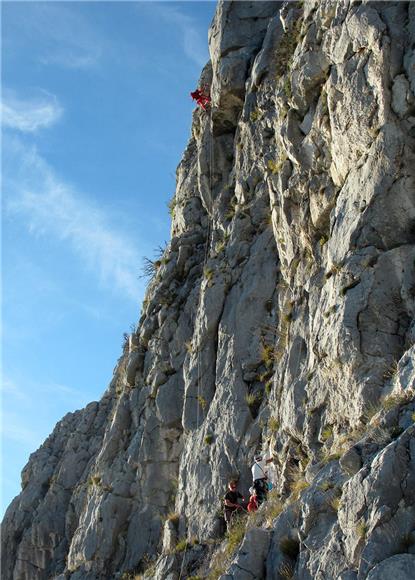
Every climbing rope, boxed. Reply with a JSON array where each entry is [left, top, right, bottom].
[[179, 105, 213, 577], [195, 104, 214, 432], [178, 539, 189, 580]]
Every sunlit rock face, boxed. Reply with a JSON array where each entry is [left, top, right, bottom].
[[2, 1, 415, 579]]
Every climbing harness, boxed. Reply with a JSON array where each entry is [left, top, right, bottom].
[[190, 86, 211, 111]]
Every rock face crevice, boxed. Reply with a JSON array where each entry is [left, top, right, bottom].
[[2, 1, 415, 579]]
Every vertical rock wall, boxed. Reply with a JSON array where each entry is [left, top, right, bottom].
[[2, 1, 414, 579]]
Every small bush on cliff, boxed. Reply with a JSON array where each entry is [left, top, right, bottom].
[[250, 108, 261, 122], [330, 495, 342, 512], [260, 343, 277, 368], [383, 360, 399, 381], [166, 511, 180, 524], [356, 520, 368, 539], [203, 266, 214, 286], [175, 537, 191, 552], [267, 155, 286, 175], [225, 514, 247, 556], [225, 197, 238, 221], [208, 514, 248, 579], [245, 392, 258, 408], [275, 18, 303, 80], [320, 448, 342, 465], [197, 395, 208, 410], [184, 340, 193, 353], [283, 77, 292, 99], [88, 474, 101, 486], [167, 196, 177, 218], [263, 489, 284, 526], [259, 369, 272, 382], [318, 480, 333, 492], [268, 416, 280, 433], [289, 468, 310, 500], [382, 390, 411, 410], [204, 433, 214, 445], [140, 256, 161, 280], [214, 240, 226, 255], [321, 426, 333, 442], [280, 536, 300, 559]]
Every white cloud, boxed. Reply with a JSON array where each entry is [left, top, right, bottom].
[[4, 2, 102, 70], [4, 137, 141, 301], [39, 381, 90, 405], [2, 411, 41, 447], [2, 90, 63, 133], [143, 4, 209, 68], [1, 377, 29, 402]]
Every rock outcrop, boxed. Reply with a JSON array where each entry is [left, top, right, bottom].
[[2, 1, 415, 579]]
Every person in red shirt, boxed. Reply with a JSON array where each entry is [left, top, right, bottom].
[[190, 87, 211, 110], [247, 488, 258, 513]]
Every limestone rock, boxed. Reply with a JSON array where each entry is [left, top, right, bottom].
[[2, 1, 415, 579], [366, 554, 415, 580], [225, 528, 271, 579]]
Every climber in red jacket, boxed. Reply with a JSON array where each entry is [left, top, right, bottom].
[[190, 87, 211, 111], [247, 488, 259, 513]]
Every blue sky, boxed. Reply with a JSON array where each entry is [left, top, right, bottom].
[[1, 0, 216, 516]]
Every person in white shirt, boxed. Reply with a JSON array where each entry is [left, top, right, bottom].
[[251, 453, 272, 504]]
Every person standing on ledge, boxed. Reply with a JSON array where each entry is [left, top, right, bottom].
[[223, 479, 244, 530], [251, 453, 273, 505], [247, 487, 259, 513]]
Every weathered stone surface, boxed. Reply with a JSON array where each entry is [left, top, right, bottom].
[[2, 1, 415, 579], [366, 554, 415, 580], [225, 528, 271, 579]]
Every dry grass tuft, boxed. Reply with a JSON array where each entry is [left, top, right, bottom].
[[321, 426, 333, 442], [197, 395, 208, 410], [356, 520, 368, 539], [279, 561, 295, 579], [245, 393, 258, 407], [329, 495, 341, 512], [268, 416, 280, 433], [203, 267, 214, 287], [289, 468, 310, 501], [166, 511, 180, 524]]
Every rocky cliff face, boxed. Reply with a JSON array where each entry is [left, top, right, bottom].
[[2, 1, 415, 579]]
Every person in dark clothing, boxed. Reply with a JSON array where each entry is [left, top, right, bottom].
[[223, 479, 244, 529]]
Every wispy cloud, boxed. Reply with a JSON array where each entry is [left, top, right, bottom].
[[3, 2, 102, 70], [2, 411, 41, 447], [2, 90, 63, 133], [39, 47, 100, 70], [142, 4, 209, 68], [1, 377, 29, 403], [2, 374, 92, 425], [39, 381, 90, 403], [4, 137, 141, 301]]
